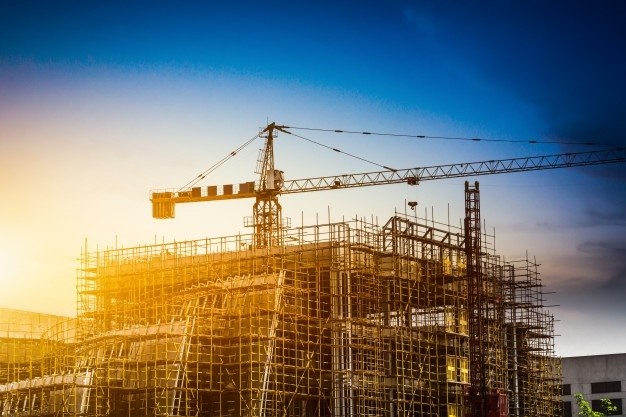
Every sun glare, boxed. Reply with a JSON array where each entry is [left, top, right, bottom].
[[0, 248, 13, 284]]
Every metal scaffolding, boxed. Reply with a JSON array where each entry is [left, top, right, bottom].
[[0, 210, 561, 417], [504, 258, 562, 417]]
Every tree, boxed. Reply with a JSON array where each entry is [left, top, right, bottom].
[[574, 393, 618, 417]]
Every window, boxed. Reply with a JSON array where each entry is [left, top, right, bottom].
[[591, 381, 621, 394], [563, 401, 572, 417], [591, 398, 622, 416], [562, 384, 571, 395]]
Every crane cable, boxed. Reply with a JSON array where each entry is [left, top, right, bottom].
[[178, 123, 612, 192], [177, 132, 262, 192], [281, 129, 397, 171], [283, 125, 614, 147], [179, 127, 394, 193]]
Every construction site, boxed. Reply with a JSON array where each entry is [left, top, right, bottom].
[[2, 124, 622, 417]]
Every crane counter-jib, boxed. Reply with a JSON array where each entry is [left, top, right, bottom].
[[150, 181, 257, 219]]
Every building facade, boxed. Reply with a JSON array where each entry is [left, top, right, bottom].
[[562, 354, 626, 417]]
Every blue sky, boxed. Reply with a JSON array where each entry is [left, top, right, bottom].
[[1, 1, 625, 356]]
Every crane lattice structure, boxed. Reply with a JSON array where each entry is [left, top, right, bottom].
[[151, 122, 624, 249]]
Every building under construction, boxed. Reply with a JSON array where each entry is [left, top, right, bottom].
[[0, 184, 561, 417], [12, 124, 615, 416]]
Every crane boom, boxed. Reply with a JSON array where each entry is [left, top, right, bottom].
[[281, 147, 625, 192], [151, 146, 625, 216]]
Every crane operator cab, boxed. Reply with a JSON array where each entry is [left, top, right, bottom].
[[265, 169, 284, 191]]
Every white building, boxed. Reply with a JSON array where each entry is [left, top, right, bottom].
[[562, 354, 626, 417]]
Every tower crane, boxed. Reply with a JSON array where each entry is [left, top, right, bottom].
[[149, 122, 624, 417], [151, 122, 625, 249]]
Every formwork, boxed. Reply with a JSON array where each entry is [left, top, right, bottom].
[[0, 212, 561, 417]]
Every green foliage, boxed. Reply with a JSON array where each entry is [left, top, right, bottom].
[[574, 393, 618, 417]]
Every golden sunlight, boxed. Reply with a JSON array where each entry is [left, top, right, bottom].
[[0, 248, 11, 282]]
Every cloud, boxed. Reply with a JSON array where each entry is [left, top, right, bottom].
[[576, 241, 626, 293], [585, 208, 626, 228], [599, 268, 626, 295], [577, 240, 626, 256], [549, 238, 626, 316], [500, 205, 626, 233]]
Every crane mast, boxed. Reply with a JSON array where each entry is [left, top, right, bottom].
[[252, 122, 285, 248], [465, 181, 488, 417]]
